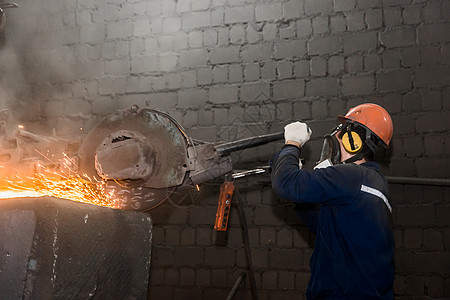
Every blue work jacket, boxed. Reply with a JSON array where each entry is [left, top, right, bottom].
[[270, 145, 394, 300]]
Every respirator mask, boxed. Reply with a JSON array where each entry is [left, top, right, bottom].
[[314, 122, 379, 169], [314, 124, 342, 169]]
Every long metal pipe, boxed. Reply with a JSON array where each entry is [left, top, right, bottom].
[[386, 176, 450, 187]]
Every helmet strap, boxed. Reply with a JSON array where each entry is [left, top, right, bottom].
[[343, 149, 368, 164], [365, 136, 378, 153]]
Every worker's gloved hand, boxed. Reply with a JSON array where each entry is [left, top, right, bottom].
[[284, 121, 312, 147]]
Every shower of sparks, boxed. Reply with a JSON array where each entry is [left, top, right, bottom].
[[0, 154, 118, 209]]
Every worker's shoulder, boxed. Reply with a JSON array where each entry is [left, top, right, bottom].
[[332, 161, 380, 171], [331, 162, 362, 172], [327, 162, 381, 179]]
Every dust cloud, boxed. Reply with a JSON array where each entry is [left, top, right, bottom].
[[0, 0, 75, 128]]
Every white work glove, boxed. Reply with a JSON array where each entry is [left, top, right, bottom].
[[284, 121, 312, 147]]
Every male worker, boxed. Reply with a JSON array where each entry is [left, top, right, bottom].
[[270, 103, 395, 300]]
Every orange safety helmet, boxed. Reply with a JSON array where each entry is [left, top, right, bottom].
[[338, 103, 393, 147]]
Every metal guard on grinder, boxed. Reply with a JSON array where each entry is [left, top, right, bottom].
[[77, 108, 189, 189], [76, 108, 190, 211]]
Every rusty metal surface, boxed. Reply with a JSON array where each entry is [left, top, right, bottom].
[[0, 197, 152, 299], [0, 210, 36, 299]]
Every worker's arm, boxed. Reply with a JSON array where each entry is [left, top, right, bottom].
[[270, 145, 360, 205]]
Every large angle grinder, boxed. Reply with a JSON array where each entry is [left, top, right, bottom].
[[76, 106, 283, 211]]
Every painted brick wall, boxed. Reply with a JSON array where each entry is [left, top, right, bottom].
[[1, 0, 449, 299]]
